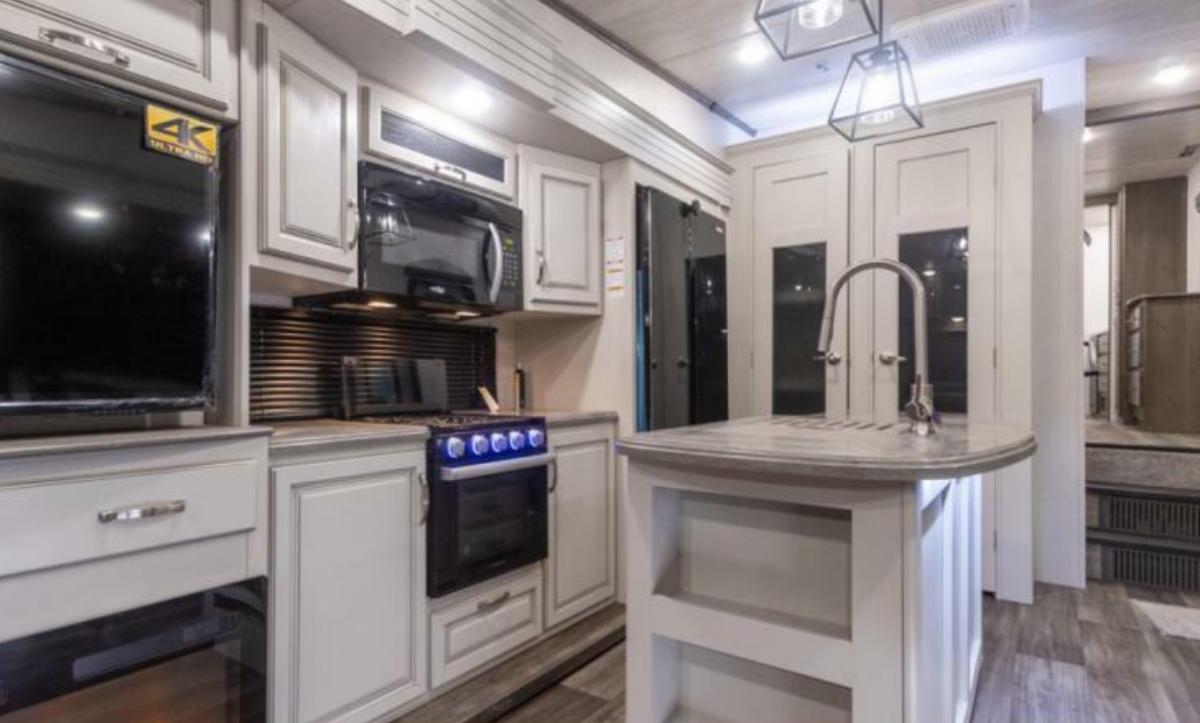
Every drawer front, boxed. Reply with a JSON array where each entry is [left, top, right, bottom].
[[0, 459, 258, 578], [0, 0, 236, 113], [430, 567, 543, 688]]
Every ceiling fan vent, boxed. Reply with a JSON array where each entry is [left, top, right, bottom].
[[892, 0, 1031, 61]]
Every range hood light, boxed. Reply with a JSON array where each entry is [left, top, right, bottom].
[[366, 299, 398, 309]]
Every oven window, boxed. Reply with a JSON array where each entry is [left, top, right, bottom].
[[0, 578, 266, 723], [431, 467, 548, 596]]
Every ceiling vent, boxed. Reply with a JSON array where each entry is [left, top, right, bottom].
[[892, 0, 1031, 61]]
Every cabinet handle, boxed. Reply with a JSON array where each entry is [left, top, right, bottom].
[[476, 591, 511, 612], [39, 28, 130, 67], [434, 163, 468, 182], [348, 198, 360, 251], [536, 251, 547, 285], [418, 472, 430, 526], [98, 500, 186, 524], [879, 351, 908, 366], [548, 456, 558, 494]]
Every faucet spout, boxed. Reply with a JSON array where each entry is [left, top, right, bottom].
[[816, 259, 936, 434]]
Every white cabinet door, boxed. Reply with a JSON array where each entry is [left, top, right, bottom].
[[869, 125, 999, 592], [271, 450, 428, 723], [256, 4, 358, 274], [545, 422, 616, 629], [0, 0, 236, 115], [751, 150, 850, 418], [519, 146, 602, 314]]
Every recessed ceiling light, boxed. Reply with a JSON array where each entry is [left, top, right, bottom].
[[450, 85, 494, 116], [736, 38, 772, 66], [72, 204, 104, 221], [1154, 64, 1191, 87], [1082, 127, 1095, 143], [922, 268, 937, 277]]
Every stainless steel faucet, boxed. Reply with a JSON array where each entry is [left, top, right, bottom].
[[816, 259, 937, 436]]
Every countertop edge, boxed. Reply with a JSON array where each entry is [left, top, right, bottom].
[[616, 435, 1038, 483], [0, 425, 271, 461]]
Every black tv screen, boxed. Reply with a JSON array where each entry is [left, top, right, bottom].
[[0, 54, 216, 414]]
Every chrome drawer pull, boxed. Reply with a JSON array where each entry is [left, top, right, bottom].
[[98, 500, 186, 524], [39, 28, 131, 67], [476, 591, 511, 612]]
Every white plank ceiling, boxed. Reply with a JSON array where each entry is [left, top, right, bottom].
[[1085, 109, 1200, 195], [557, 0, 1200, 131]]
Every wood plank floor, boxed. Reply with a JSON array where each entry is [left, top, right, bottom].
[[498, 583, 1200, 722]]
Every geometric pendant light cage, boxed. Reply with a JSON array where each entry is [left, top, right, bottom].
[[755, 0, 881, 59], [828, 40, 923, 141]]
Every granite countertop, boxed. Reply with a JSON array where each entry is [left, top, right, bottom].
[[268, 419, 428, 451], [0, 425, 271, 461], [617, 416, 1036, 482]]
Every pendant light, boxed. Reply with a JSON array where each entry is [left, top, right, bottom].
[[755, 0, 881, 59], [828, 1, 923, 141]]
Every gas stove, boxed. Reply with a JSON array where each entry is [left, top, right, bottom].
[[342, 356, 552, 597]]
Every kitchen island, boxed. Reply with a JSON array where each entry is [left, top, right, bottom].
[[617, 416, 1035, 723]]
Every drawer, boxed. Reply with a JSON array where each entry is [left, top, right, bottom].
[[430, 566, 543, 688], [0, 0, 236, 114], [0, 459, 259, 578]]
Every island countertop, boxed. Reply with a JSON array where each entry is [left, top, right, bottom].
[[617, 415, 1036, 482]]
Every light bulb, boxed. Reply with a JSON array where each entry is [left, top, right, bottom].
[[859, 63, 898, 126], [795, 0, 844, 30]]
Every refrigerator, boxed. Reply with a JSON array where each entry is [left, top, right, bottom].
[[636, 185, 728, 431]]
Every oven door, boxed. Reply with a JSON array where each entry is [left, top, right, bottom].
[[0, 578, 266, 722], [429, 459, 549, 597], [360, 168, 513, 310]]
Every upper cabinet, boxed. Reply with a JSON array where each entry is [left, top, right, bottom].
[[0, 0, 237, 117], [362, 81, 516, 199], [518, 145, 603, 315], [242, 1, 359, 288]]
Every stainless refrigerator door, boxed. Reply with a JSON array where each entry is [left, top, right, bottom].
[[637, 186, 728, 431]]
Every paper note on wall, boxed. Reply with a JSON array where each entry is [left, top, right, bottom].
[[605, 237, 626, 298]]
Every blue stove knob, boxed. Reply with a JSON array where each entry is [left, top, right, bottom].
[[508, 430, 526, 450], [527, 428, 545, 448], [490, 432, 509, 453], [470, 434, 489, 456], [445, 436, 466, 459]]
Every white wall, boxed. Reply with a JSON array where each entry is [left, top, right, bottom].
[[1030, 59, 1087, 589], [1083, 204, 1111, 340], [1189, 158, 1200, 292]]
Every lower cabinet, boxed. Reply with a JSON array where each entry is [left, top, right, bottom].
[[271, 448, 428, 723], [545, 421, 617, 629], [430, 566, 544, 688]]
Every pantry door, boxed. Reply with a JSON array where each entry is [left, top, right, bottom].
[[870, 125, 999, 589], [751, 151, 850, 419]]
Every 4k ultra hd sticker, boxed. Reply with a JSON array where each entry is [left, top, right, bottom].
[[145, 105, 218, 165]]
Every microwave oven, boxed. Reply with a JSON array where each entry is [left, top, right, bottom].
[[304, 162, 523, 316]]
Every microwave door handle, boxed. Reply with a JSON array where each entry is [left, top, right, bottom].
[[488, 223, 504, 304]]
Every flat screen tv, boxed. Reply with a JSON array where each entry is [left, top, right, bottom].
[[0, 53, 217, 415]]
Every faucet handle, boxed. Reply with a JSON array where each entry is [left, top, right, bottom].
[[814, 351, 843, 366]]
